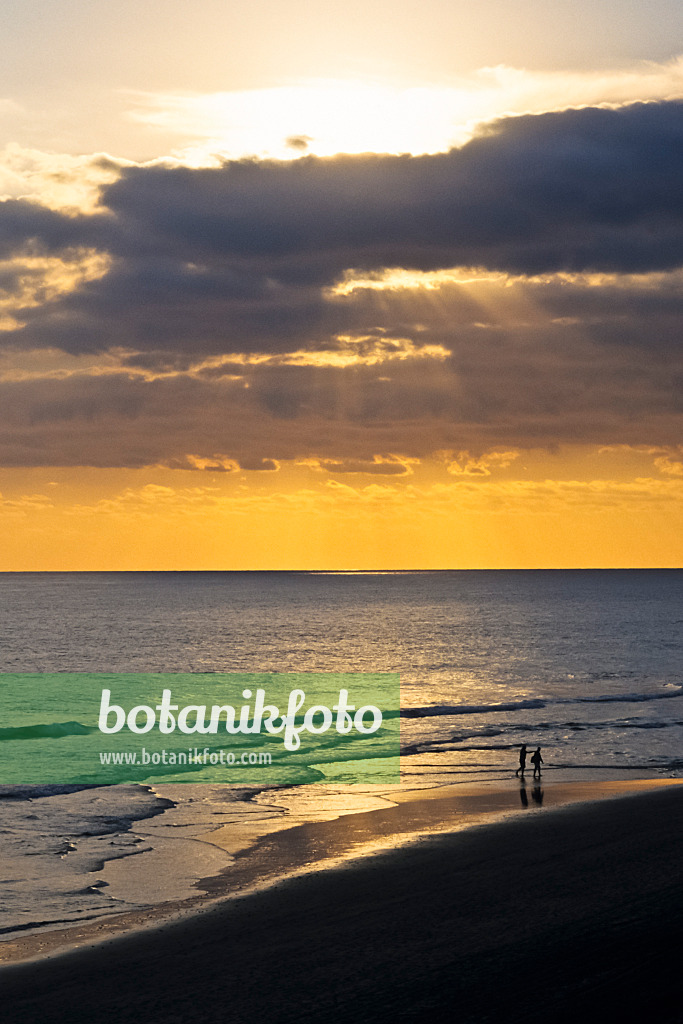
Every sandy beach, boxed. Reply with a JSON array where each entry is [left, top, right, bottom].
[[3, 780, 683, 1023]]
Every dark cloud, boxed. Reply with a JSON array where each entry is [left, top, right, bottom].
[[237, 457, 280, 472], [285, 135, 312, 151], [98, 99, 683, 277], [0, 100, 682, 467], [0, 316, 681, 469], [0, 99, 681, 358], [0, 200, 98, 258], [314, 458, 412, 475]]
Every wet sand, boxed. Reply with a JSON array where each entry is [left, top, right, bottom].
[[0, 777, 668, 965], [2, 781, 683, 1023]]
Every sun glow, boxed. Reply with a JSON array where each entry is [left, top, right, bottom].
[[127, 80, 476, 162], [125, 58, 683, 162]]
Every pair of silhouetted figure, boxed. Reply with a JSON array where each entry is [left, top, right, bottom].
[[516, 744, 543, 778]]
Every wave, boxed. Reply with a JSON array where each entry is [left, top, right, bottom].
[[0, 783, 100, 800], [401, 762, 683, 777], [402, 715, 683, 755], [402, 699, 546, 718], [572, 689, 683, 704], [0, 721, 94, 742], [403, 686, 683, 720]]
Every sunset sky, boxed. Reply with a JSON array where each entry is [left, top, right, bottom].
[[1, 0, 682, 569]]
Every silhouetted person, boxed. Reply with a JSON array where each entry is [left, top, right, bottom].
[[515, 744, 528, 776], [531, 746, 543, 778]]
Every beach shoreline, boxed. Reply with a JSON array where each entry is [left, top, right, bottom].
[[4, 781, 683, 1022], [0, 776, 675, 966], [2, 778, 679, 1011]]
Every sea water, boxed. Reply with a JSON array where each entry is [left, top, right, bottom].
[[1, 569, 681, 940]]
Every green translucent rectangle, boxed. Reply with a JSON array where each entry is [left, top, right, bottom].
[[0, 673, 400, 785]]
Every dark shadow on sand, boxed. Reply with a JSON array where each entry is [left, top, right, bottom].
[[2, 786, 683, 1024]]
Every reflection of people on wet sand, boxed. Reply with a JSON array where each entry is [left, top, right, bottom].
[[519, 781, 529, 807], [531, 783, 544, 806], [531, 746, 544, 778], [515, 744, 528, 776]]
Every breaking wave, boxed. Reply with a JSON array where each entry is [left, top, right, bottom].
[[0, 721, 94, 742]]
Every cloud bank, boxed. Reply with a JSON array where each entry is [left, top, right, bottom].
[[0, 100, 681, 468]]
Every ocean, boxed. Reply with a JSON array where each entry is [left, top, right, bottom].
[[1, 569, 681, 942]]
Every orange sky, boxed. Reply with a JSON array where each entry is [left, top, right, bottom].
[[2, 446, 682, 569], [0, 3, 682, 568]]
